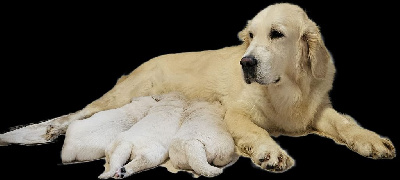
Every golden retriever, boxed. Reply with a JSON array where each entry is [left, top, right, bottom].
[[0, 3, 395, 173]]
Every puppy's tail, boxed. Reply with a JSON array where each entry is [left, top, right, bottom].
[[0, 110, 86, 146], [185, 140, 223, 178]]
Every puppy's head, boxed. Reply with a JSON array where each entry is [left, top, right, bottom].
[[238, 3, 330, 85]]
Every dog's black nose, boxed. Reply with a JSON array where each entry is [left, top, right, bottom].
[[240, 56, 257, 67]]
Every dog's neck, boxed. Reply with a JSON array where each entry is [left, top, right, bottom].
[[264, 74, 321, 132]]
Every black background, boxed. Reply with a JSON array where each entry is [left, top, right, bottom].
[[1, 0, 399, 179]]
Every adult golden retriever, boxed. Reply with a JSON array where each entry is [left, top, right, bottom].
[[0, 3, 395, 172]]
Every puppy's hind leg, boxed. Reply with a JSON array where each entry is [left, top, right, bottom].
[[185, 139, 223, 177], [211, 137, 236, 168], [98, 143, 132, 179], [114, 143, 168, 179]]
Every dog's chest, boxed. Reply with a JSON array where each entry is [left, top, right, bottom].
[[251, 101, 312, 137]]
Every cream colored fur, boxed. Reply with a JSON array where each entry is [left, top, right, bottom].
[[98, 92, 186, 179], [61, 96, 157, 163], [0, 3, 395, 173], [169, 101, 235, 177]]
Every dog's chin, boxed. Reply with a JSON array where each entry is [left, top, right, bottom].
[[244, 76, 281, 85], [257, 76, 281, 85], [242, 68, 281, 85]]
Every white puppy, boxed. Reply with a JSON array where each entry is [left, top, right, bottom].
[[61, 96, 157, 163], [98, 92, 186, 179], [169, 101, 236, 177]]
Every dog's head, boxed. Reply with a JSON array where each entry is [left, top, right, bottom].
[[238, 3, 331, 85]]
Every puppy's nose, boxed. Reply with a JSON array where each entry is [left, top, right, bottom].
[[240, 56, 257, 67]]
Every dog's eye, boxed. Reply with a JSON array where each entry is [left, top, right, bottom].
[[270, 29, 284, 39], [249, 32, 254, 39]]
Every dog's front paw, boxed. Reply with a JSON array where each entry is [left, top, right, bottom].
[[251, 144, 295, 172], [345, 129, 396, 159]]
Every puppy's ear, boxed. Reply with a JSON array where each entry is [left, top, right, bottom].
[[238, 21, 251, 46], [301, 20, 330, 79]]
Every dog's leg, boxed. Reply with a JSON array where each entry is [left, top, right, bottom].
[[0, 96, 122, 146], [312, 107, 396, 159], [114, 143, 168, 179], [0, 103, 117, 146], [184, 139, 223, 177], [98, 143, 132, 179], [0, 69, 159, 146], [0, 111, 86, 145], [211, 138, 236, 168], [224, 108, 295, 172]]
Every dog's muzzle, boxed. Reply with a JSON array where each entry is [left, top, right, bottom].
[[240, 56, 257, 84], [240, 56, 281, 85]]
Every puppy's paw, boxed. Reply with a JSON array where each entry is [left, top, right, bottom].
[[194, 165, 223, 178], [251, 144, 295, 173], [98, 171, 115, 179], [113, 167, 126, 179], [345, 129, 396, 159]]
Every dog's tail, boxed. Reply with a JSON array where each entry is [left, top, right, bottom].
[[0, 110, 86, 146], [185, 140, 223, 177]]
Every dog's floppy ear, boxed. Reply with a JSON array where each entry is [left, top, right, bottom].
[[238, 21, 251, 46], [301, 20, 330, 79]]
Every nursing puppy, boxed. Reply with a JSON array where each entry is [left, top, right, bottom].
[[169, 101, 236, 177], [98, 92, 185, 179], [61, 96, 157, 163]]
